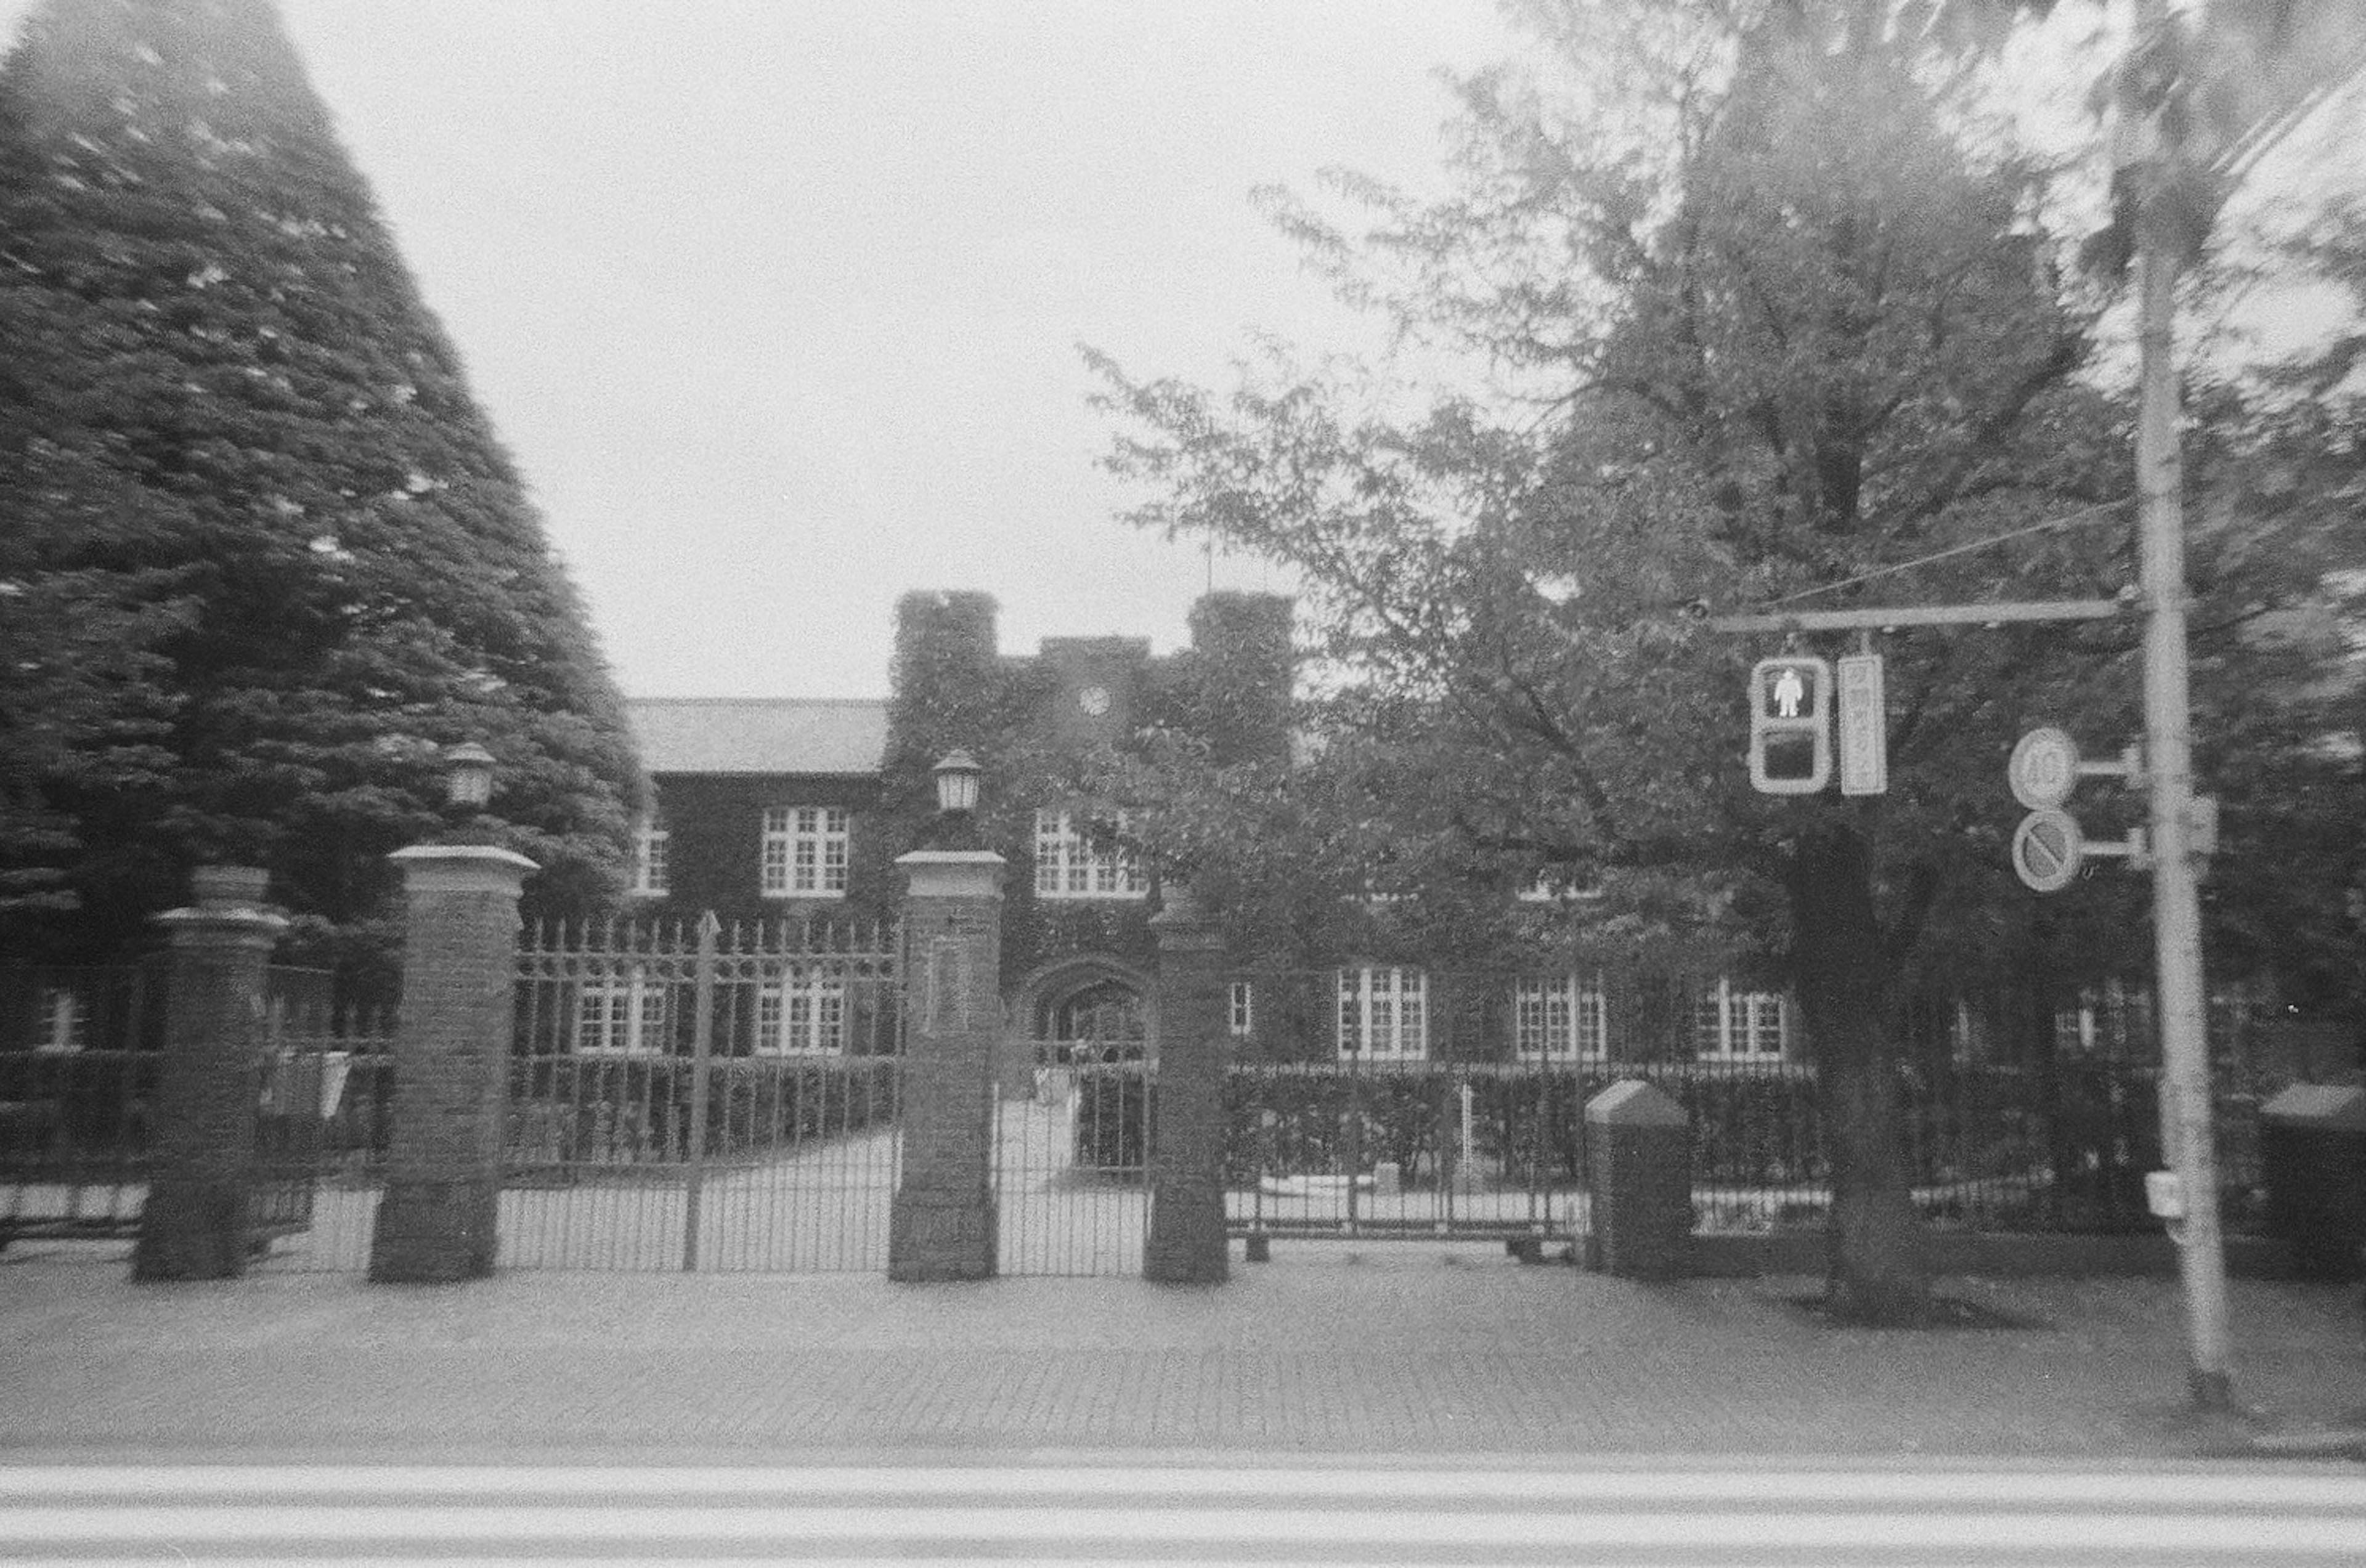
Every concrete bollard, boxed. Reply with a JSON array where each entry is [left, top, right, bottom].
[[1584, 1079, 1692, 1280]]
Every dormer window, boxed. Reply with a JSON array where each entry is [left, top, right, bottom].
[[1033, 808, 1144, 899]]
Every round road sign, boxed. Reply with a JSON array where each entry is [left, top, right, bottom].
[[2009, 727, 2080, 810], [2011, 807, 2084, 893]]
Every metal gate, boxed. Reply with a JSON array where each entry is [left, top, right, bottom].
[[993, 1037, 1153, 1275], [506, 914, 901, 1270], [251, 1010, 394, 1270], [1226, 1060, 1582, 1253]]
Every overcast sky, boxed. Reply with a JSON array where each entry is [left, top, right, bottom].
[[195, 1, 1514, 701], [5, 3, 2351, 702]]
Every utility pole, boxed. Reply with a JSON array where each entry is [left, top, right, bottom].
[[2131, 0, 2233, 1412]]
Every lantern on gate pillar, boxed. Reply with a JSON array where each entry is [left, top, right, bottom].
[[441, 742, 497, 809], [933, 750, 982, 816]]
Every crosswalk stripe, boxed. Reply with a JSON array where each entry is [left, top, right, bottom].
[[3, 1463, 2362, 1566], [4, 1461, 2362, 1509], [4, 1500, 2366, 1549]]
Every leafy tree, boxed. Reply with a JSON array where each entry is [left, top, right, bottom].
[[2185, 197, 2366, 1038], [1100, 0, 2366, 1321], [1094, 0, 2183, 1322], [0, 0, 639, 991]]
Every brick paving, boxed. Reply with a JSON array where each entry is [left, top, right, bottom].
[[2, 1240, 2362, 1461]]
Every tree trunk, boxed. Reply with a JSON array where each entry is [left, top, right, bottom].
[[1787, 825, 1930, 1322]]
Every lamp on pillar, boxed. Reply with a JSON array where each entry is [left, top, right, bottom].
[[933, 749, 982, 814], [932, 749, 982, 849], [442, 742, 497, 810]]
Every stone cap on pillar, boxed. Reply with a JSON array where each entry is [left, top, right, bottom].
[[153, 864, 287, 943], [388, 842, 541, 896], [1583, 1079, 1689, 1127], [896, 849, 1006, 900]]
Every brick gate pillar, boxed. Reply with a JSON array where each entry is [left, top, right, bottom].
[[368, 843, 538, 1283], [132, 866, 287, 1281], [1144, 882, 1229, 1285], [890, 850, 1004, 1282]]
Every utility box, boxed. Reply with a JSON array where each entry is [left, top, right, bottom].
[[1585, 1080, 1691, 1279], [2259, 1083, 2366, 1281]]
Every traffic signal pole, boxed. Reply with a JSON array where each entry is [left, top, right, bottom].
[[2134, 133, 2235, 1412], [1709, 0, 2240, 1407], [1711, 243, 2238, 1408]]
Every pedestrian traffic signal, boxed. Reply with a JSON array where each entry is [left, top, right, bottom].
[[1749, 656, 1831, 795]]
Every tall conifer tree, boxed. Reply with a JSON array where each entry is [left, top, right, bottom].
[[0, 0, 639, 981]]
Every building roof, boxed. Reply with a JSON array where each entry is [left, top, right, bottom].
[[627, 698, 888, 777]]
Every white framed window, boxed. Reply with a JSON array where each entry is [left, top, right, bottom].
[[1337, 966, 1427, 1060], [630, 813, 669, 896], [1033, 808, 1144, 899], [757, 967, 848, 1055], [36, 986, 88, 1053], [1516, 871, 1603, 904], [576, 970, 667, 1055], [761, 805, 849, 898], [1694, 978, 1788, 1060], [1514, 973, 1608, 1061], [1229, 981, 1254, 1038]]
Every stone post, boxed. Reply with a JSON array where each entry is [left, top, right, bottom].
[[1144, 884, 1229, 1283], [132, 866, 287, 1280], [1584, 1079, 1693, 1280], [368, 843, 537, 1283], [890, 850, 1004, 1282]]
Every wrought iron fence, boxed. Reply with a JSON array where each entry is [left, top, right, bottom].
[[0, 962, 391, 1257], [504, 916, 902, 1269], [1220, 968, 2307, 1240]]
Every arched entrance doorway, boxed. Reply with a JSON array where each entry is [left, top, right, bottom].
[[1020, 956, 1150, 1066]]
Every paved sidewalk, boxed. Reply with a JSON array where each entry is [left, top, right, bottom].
[[4, 1241, 2362, 1462]]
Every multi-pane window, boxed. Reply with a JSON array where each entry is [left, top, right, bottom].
[[36, 987, 88, 1053], [576, 970, 667, 1055], [1694, 978, 1788, 1059], [1228, 981, 1254, 1038], [757, 967, 848, 1055], [1514, 973, 1608, 1061], [1033, 809, 1144, 899], [630, 813, 670, 896], [761, 806, 849, 898], [1337, 966, 1427, 1060]]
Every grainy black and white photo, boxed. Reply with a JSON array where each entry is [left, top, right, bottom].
[[2, 1, 2364, 1561]]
